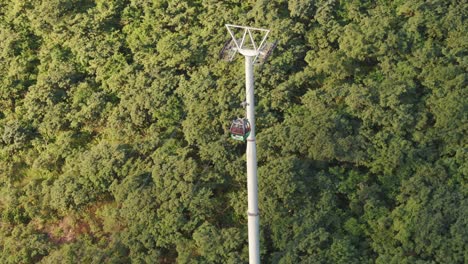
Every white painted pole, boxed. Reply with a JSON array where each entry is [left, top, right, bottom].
[[245, 55, 260, 264]]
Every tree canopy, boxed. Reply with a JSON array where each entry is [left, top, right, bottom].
[[0, 0, 466, 263]]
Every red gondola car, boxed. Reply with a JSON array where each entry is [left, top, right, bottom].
[[230, 118, 251, 141]]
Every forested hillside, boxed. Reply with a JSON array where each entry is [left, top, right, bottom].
[[0, 0, 466, 263]]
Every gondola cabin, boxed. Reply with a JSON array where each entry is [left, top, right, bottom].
[[230, 118, 251, 141]]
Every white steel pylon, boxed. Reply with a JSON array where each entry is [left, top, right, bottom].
[[221, 24, 276, 264]]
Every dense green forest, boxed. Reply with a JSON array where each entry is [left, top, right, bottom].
[[0, 0, 466, 263]]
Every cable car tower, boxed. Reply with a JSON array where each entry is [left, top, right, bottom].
[[220, 24, 276, 264]]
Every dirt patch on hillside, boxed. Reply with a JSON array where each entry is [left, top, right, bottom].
[[37, 216, 90, 244]]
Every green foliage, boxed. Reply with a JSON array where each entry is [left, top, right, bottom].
[[0, 0, 465, 262], [40, 237, 129, 264], [371, 164, 467, 264], [0, 224, 52, 264]]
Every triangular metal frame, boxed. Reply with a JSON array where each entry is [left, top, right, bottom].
[[225, 24, 271, 63]]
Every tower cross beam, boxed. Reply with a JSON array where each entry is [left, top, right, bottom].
[[225, 24, 271, 62]]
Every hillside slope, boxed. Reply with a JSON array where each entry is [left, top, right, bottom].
[[0, 0, 466, 263]]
